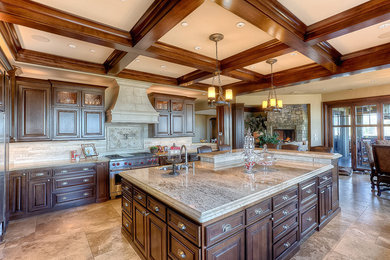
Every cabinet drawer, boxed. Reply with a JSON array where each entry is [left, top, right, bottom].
[[54, 188, 94, 204], [167, 209, 201, 247], [122, 196, 132, 217], [54, 165, 96, 176], [206, 230, 245, 260], [246, 198, 271, 224], [122, 180, 132, 196], [273, 228, 299, 260], [29, 169, 52, 179], [54, 174, 95, 190], [301, 203, 318, 237], [133, 187, 146, 207], [300, 178, 317, 206], [273, 214, 299, 242], [147, 196, 166, 221], [168, 228, 200, 260], [122, 211, 133, 238], [319, 171, 332, 186], [273, 187, 298, 210], [205, 211, 245, 246], [273, 200, 299, 225]]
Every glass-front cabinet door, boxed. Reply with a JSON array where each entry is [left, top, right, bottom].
[[53, 88, 80, 106], [82, 91, 104, 108]]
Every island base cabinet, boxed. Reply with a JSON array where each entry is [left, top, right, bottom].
[[134, 202, 148, 257], [318, 184, 333, 225], [147, 213, 167, 260], [205, 230, 245, 260], [168, 228, 200, 260], [122, 211, 133, 239], [246, 216, 272, 260]]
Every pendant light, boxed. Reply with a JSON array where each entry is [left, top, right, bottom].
[[208, 33, 233, 107], [262, 58, 283, 112]]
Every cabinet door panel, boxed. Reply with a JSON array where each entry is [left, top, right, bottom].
[[96, 162, 109, 202], [28, 179, 51, 212], [81, 109, 104, 139], [246, 216, 272, 260], [9, 172, 27, 218], [133, 202, 148, 257], [206, 229, 245, 260], [82, 90, 104, 108], [53, 87, 80, 107], [156, 114, 170, 136], [18, 81, 51, 140], [53, 108, 80, 139], [184, 102, 195, 135], [171, 114, 184, 135], [147, 213, 167, 260]]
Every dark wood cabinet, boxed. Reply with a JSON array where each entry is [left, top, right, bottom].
[[81, 109, 104, 139], [8, 171, 27, 218], [17, 78, 51, 141], [147, 212, 167, 260], [134, 201, 148, 257], [52, 87, 80, 107], [53, 107, 80, 139], [28, 178, 51, 212], [96, 162, 109, 203], [206, 230, 245, 260], [246, 216, 272, 260], [318, 183, 332, 224], [82, 90, 104, 108], [149, 93, 195, 137]]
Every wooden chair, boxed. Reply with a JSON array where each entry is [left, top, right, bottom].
[[310, 146, 333, 153], [363, 141, 376, 190], [281, 144, 299, 151], [218, 144, 231, 151], [372, 145, 390, 196], [197, 145, 212, 154]]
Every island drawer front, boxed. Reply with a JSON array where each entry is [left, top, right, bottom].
[[318, 171, 332, 187], [168, 228, 201, 260], [54, 174, 95, 190], [273, 200, 299, 225], [273, 213, 299, 242], [29, 169, 52, 179], [273, 227, 299, 260], [122, 210, 133, 238], [273, 187, 298, 210], [167, 209, 201, 247], [300, 203, 318, 237], [246, 198, 272, 224], [300, 178, 317, 205], [122, 180, 132, 197], [147, 196, 166, 221], [205, 211, 245, 247], [54, 165, 96, 176], [133, 187, 146, 207], [54, 187, 95, 205], [122, 196, 132, 217], [206, 229, 245, 260]]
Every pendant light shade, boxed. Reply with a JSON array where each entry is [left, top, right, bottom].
[[225, 89, 233, 101], [208, 86, 216, 99], [262, 59, 283, 112]]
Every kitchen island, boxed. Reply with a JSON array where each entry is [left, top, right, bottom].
[[120, 152, 341, 260]]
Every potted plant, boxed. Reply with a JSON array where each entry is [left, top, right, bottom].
[[258, 132, 280, 148], [150, 146, 158, 154]]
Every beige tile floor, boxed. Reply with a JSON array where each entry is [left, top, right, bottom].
[[1, 174, 389, 260]]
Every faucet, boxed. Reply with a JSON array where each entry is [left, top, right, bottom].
[[180, 145, 188, 167]]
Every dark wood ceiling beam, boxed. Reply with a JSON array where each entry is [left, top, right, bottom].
[[214, 0, 338, 73], [221, 68, 264, 82], [177, 70, 213, 86], [117, 69, 177, 85], [0, 22, 20, 59], [221, 39, 293, 71], [0, 0, 132, 50], [103, 50, 128, 73], [306, 0, 390, 44]]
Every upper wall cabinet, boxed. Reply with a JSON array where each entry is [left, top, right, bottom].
[[15, 77, 106, 142], [17, 78, 51, 141], [149, 93, 195, 138]]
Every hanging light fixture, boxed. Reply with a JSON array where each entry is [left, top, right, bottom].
[[208, 33, 233, 107], [262, 58, 283, 112]]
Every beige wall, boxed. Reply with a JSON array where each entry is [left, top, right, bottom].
[[236, 94, 323, 146], [322, 84, 390, 102], [193, 115, 207, 143]]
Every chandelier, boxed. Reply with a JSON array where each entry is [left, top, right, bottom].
[[207, 33, 233, 107], [262, 59, 283, 112]]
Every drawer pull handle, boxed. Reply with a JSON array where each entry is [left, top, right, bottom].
[[124, 202, 129, 207], [61, 170, 68, 174], [282, 210, 289, 216], [177, 222, 186, 231], [321, 190, 325, 194], [47, 179, 50, 182], [62, 181, 68, 185], [83, 179, 89, 182], [125, 223, 129, 228], [137, 195, 143, 200], [154, 206, 160, 212], [36, 173, 45, 177], [323, 176, 328, 181], [282, 195, 289, 201], [83, 168, 89, 171], [307, 217, 313, 222], [283, 224, 289, 230], [23, 173, 26, 176], [143, 211, 150, 217], [222, 224, 232, 233], [254, 208, 263, 215], [83, 192, 89, 196], [284, 242, 291, 248], [124, 186, 129, 190], [177, 249, 186, 259], [63, 196, 67, 200], [306, 189, 312, 194]]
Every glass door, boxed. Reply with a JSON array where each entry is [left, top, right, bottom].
[[331, 107, 352, 168], [383, 104, 390, 140]]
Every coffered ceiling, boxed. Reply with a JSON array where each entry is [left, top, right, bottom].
[[0, 0, 389, 96]]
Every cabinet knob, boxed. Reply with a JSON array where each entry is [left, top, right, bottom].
[[154, 206, 160, 212], [177, 222, 186, 231], [83, 168, 89, 171], [306, 189, 312, 194], [124, 186, 129, 190], [47, 179, 50, 182], [282, 195, 289, 201], [125, 223, 129, 228], [83, 178, 89, 182], [282, 210, 289, 216], [307, 217, 313, 222], [321, 190, 325, 194], [62, 181, 68, 185], [222, 224, 232, 233], [283, 242, 291, 248], [177, 249, 186, 259], [323, 176, 328, 181], [283, 224, 289, 230], [63, 197, 67, 200], [137, 195, 143, 200], [124, 202, 129, 207], [22, 173, 26, 176], [143, 211, 149, 217], [254, 208, 263, 215], [83, 192, 89, 196]]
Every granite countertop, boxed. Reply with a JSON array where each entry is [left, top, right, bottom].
[[120, 160, 333, 223], [9, 157, 110, 171]]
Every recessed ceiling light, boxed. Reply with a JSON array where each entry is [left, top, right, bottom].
[[290, 52, 297, 56], [68, 44, 76, 48], [160, 65, 166, 68], [181, 22, 189, 27], [249, 65, 256, 69], [379, 23, 390, 30], [120, 0, 127, 2], [135, 59, 140, 62], [89, 49, 95, 53], [194, 46, 201, 51], [31, 35, 50, 42], [236, 22, 245, 28]]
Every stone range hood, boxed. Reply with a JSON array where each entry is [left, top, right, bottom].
[[106, 78, 159, 124]]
